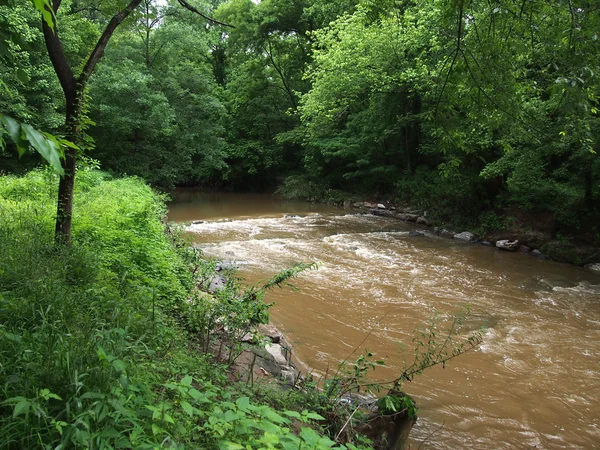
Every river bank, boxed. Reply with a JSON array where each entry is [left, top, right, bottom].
[[176, 192, 600, 449], [344, 200, 600, 270], [1, 170, 393, 449]]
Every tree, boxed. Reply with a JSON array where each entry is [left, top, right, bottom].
[[88, 6, 228, 186], [40, 0, 231, 244]]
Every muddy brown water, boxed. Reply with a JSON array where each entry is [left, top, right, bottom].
[[168, 190, 600, 449]]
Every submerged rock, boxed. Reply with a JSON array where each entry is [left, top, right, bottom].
[[396, 213, 419, 222], [371, 209, 394, 217], [496, 240, 520, 251], [454, 231, 475, 242], [439, 229, 455, 238], [409, 230, 425, 237], [215, 261, 238, 271]]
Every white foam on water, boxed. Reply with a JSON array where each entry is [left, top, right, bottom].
[[183, 211, 600, 449]]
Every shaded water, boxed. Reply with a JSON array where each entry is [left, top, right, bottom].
[[169, 190, 600, 449]]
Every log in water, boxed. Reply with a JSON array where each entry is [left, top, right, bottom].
[[169, 190, 600, 449]]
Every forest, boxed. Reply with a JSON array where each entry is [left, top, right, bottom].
[[2, 0, 599, 245], [0, 0, 599, 448]]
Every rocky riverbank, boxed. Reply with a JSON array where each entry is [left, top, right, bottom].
[[204, 262, 417, 449], [346, 201, 600, 271]]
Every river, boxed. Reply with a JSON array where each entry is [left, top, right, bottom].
[[168, 190, 600, 449]]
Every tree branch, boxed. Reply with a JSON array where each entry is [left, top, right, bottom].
[[176, 0, 234, 28], [79, 0, 144, 86], [42, 1, 77, 102]]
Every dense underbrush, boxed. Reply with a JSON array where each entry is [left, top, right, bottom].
[[0, 168, 372, 449]]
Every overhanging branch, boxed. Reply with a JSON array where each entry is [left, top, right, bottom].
[[79, 0, 144, 86], [176, 0, 234, 28]]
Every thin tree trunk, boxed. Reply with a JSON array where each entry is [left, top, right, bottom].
[[54, 98, 79, 245], [54, 149, 76, 244]]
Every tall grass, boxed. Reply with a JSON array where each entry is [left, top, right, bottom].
[[0, 168, 195, 448]]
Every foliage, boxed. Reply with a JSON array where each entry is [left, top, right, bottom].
[[0, 169, 361, 449], [87, 6, 229, 187]]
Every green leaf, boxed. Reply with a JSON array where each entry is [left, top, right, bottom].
[[299, 427, 320, 446], [13, 400, 30, 418], [180, 400, 195, 417], [283, 410, 301, 420], [262, 408, 286, 424], [32, 0, 55, 29], [21, 124, 64, 174], [218, 442, 244, 450], [181, 375, 193, 387], [1, 115, 25, 152], [111, 359, 126, 373], [235, 396, 250, 411], [189, 388, 211, 403], [39, 388, 61, 401], [79, 392, 105, 400], [305, 412, 325, 421]]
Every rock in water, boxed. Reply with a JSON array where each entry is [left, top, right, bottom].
[[395, 213, 419, 222], [409, 230, 425, 237], [439, 229, 455, 238], [454, 231, 475, 242], [371, 209, 394, 217], [355, 390, 417, 450], [496, 240, 520, 251]]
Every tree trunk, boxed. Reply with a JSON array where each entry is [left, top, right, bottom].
[[54, 149, 76, 244], [54, 98, 79, 245], [42, 0, 144, 245]]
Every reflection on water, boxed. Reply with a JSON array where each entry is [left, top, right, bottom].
[[169, 191, 600, 449]]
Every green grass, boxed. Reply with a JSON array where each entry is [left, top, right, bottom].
[[0, 167, 371, 450]]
